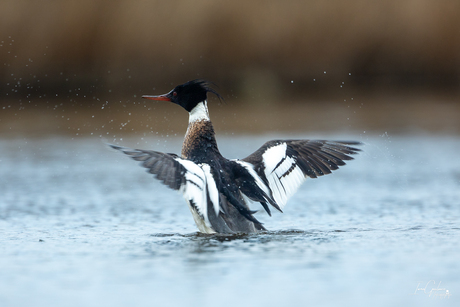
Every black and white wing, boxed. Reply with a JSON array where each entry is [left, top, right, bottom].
[[109, 145, 219, 231], [237, 140, 361, 211]]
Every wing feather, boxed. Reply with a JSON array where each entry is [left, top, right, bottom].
[[242, 140, 361, 209], [109, 144, 217, 228]]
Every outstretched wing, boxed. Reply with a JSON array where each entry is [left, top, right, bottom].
[[240, 140, 361, 210], [110, 145, 187, 189], [109, 145, 219, 228]]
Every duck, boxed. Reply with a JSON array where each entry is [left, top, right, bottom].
[[110, 79, 361, 234]]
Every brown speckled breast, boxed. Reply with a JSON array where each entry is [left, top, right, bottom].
[[181, 120, 222, 162]]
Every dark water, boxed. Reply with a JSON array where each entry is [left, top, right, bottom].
[[1, 134, 459, 306]]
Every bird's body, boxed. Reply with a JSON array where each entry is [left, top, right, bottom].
[[111, 80, 361, 234]]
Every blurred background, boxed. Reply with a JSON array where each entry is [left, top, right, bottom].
[[2, 3, 460, 306], [1, 0, 460, 137]]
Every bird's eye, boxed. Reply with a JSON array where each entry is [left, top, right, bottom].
[[173, 92, 177, 97]]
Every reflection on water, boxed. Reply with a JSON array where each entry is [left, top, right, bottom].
[[0, 135, 459, 307]]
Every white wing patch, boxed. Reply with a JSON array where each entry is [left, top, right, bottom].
[[262, 143, 287, 173], [176, 159, 219, 229], [262, 143, 307, 209], [234, 160, 271, 197], [201, 163, 220, 216]]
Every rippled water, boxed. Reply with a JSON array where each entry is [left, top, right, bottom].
[[1, 134, 459, 306]]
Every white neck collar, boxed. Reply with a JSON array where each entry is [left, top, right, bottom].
[[189, 101, 210, 123]]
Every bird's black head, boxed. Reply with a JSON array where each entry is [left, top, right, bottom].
[[142, 79, 222, 112]]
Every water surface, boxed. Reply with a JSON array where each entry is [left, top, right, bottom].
[[1, 134, 459, 306]]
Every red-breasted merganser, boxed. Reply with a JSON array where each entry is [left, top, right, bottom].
[[111, 79, 361, 234]]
